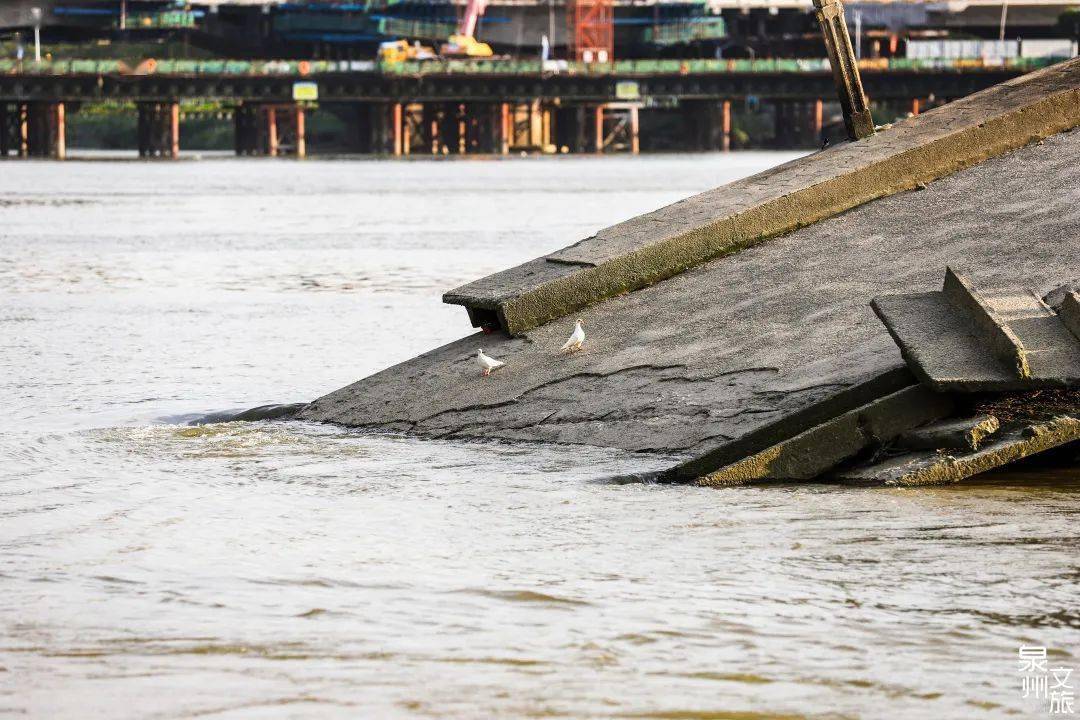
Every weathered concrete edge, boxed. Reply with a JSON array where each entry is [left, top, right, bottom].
[[871, 289, 1080, 392], [896, 415, 1001, 452], [660, 366, 915, 482], [1060, 292, 1080, 341], [835, 415, 1080, 486], [480, 81, 1080, 335], [943, 267, 1031, 379], [694, 384, 954, 486]]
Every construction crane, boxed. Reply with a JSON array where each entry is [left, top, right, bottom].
[[440, 0, 494, 58]]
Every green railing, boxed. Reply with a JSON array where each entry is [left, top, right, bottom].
[[0, 56, 1063, 77], [643, 18, 726, 46], [122, 11, 198, 30]]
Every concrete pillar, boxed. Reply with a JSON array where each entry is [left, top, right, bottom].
[[458, 103, 468, 154], [594, 105, 604, 153], [419, 104, 435, 155], [137, 102, 179, 159], [266, 107, 279, 157], [400, 104, 414, 156], [812, 0, 874, 139], [499, 103, 510, 155], [23, 102, 65, 159], [19, 104, 29, 158], [721, 100, 732, 152], [392, 102, 403, 156], [168, 102, 179, 159], [54, 103, 66, 160], [540, 104, 553, 150], [295, 106, 306, 159]]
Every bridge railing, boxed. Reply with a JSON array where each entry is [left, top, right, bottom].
[[0, 56, 1064, 77]]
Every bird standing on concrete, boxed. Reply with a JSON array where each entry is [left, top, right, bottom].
[[476, 349, 505, 376], [560, 319, 586, 353]]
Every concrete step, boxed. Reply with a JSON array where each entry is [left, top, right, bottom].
[[872, 268, 1080, 392]]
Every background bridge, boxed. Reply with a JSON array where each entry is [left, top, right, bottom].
[[0, 56, 1053, 158]]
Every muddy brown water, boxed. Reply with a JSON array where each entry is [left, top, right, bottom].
[[1, 153, 1077, 719]]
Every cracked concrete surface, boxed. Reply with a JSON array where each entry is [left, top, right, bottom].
[[299, 128, 1080, 464]]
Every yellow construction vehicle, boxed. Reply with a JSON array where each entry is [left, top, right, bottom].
[[377, 40, 438, 64], [438, 0, 493, 57], [440, 34, 493, 58]]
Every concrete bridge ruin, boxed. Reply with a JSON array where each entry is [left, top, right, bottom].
[[293, 57, 1080, 485]]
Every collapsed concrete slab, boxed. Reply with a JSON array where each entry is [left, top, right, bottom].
[[445, 58, 1080, 335], [895, 415, 1000, 452], [299, 126, 1080, 482], [693, 383, 954, 486], [872, 268, 1080, 392], [833, 415, 1080, 486]]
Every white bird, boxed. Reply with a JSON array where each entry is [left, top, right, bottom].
[[560, 319, 586, 353], [476, 348, 505, 376]]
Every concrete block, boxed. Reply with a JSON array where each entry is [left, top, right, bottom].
[[834, 415, 1080, 486], [895, 415, 1000, 452], [695, 384, 954, 486], [942, 267, 1030, 379], [1059, 291, 1080, 341], [873, 270, 1080, 391], [1045, 282, 1080, 311]]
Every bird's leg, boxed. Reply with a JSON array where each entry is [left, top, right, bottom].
[[483, 368, 490, 377]]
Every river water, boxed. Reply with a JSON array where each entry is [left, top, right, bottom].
[[1, 153, 1078, 719]]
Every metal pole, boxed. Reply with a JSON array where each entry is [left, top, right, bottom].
[[31, 8, 42, 63], [854, 10, 862, 61], [548, 0, 555, 59], [812, 0, 874, 140]]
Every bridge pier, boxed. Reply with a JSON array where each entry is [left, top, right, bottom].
[[234, 103, 306, 158], [505, 101, 552, 153], [393, 101, 521, 156], [381, 101, 642, 156], [2, 102, 66, 159], [682, 100, 732, 152], [462, 103, 500, 154], [593, 104, 642, 154], [137, 102, 179, 159]]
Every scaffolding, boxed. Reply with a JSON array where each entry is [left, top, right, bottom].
[[569, 0, 614, 62]]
